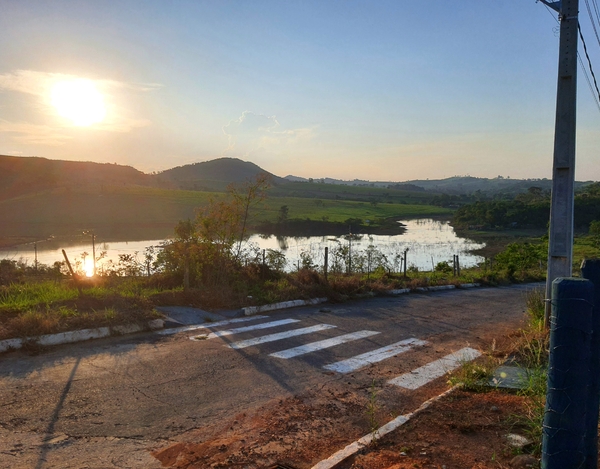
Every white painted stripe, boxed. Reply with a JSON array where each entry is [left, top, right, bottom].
[[193, 319, 301, 340], [228, 324, 337, 349], [270, 330, 380, 359], [388, 347, 481, 390], [323, 338, 427, 374], [156, 315, 269, 335], [310, 385, 461, 469]]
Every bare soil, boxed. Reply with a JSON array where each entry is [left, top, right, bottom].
[[149, 313, 543, 469], [151, 387, 538, 469]]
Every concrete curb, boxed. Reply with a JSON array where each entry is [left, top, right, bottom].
[[0, 319, 164, 353], [242, 297, 328, 316], [310, 385, 461, 469], [389, 283, 480, 295], [242, 284, 482, 316]]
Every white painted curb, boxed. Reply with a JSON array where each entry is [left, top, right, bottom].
[[388, 282, 481, 295], [311, 385, 461, 469], [0, 319, 164, 353], [388, 288, 410, 295], [428, 285, 456, 291], [243, 297, 328, 316]]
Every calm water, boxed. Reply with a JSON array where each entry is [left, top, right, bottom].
[[0, 219, 484, 274]]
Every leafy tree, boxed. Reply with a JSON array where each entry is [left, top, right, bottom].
[[277, 205, 289, 223], [156, 174, 271, 288]]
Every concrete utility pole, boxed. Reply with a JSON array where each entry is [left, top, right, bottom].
[[541, 0, 579, 325]]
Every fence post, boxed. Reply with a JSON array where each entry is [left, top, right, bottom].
[[542, 277, 594, 468], [453, 255, 457, 277], [403, 248, 408, 278], [581, 259, 600, 469], [456, 255, 460, 277], [324, 247, 328, 282]]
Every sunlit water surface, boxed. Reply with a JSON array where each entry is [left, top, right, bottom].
[[0, 219, 484, 273]]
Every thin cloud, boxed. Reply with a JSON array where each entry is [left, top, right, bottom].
[[222, 111, 314, 157], [0, 70, 161, 96], [0, 70, 161, 144], [0, 120, 73, 146]]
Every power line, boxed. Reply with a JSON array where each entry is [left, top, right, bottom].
[[591, 0, 600, 33], [578, 23, 600, 110], [541, 1, 600, 113], [584, 0, 600, 47], [579, 53, 600, 112]]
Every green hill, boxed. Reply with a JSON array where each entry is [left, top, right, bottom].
[[155, 157, 286, 191]]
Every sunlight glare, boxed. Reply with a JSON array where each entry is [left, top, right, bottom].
[[83, 257, 95, 277], [51, 79, 106, 126]]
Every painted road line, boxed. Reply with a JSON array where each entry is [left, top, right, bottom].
[[191, 319, 301, 340], [228, 324, 337, 350], [388, 347, 481, 390], [270, 330, 381, 359], [156, 315, 269, 336], [323, 338, 427, 374]]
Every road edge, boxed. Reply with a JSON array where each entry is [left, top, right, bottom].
[[310, 385, 462, 469], [0, 319, 164, 354]]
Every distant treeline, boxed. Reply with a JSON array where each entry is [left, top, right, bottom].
[[452, 183, 600, 230]]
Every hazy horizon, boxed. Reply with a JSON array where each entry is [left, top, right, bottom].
[[1, 1, 599, 181]]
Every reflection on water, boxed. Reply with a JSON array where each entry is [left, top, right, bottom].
[[0, 219, 484, 273], [247, 219, 484, 272]]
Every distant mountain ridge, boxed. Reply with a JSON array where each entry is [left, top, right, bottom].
[[1, 154, 595, 203], [284, 174, 592, 195]]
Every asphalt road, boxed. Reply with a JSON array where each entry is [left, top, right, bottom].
[[0, 284, 537, 468]]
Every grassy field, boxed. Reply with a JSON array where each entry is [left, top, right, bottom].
[[0, 184, 452, 246], [271, 181, 435, 204], [257, 196, 451, 223]]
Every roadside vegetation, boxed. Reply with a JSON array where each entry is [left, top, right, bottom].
[[3, 174, 600, 346], [447, 287, 549, 459]]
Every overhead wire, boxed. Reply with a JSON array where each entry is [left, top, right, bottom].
[[584, 0, 600, 47], [541, 2, 600, 114], [579, 53, 600, 112], [578, 24, 600, 110], [590, 0, 600, 36]]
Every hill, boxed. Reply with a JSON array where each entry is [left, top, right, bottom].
[[155, 157, 286, 191], [0, 155, 152, 201], [285, 174, 593, 196]]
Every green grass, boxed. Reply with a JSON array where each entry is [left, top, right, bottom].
[[0, 282, 80, 312], [271, 181, 436, 204], [0, 277, 166, 340], [0, 184, 452, 243], [257, 197, 451, 223]]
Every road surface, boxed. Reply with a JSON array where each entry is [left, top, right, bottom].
[[0, 284, 535, 468]]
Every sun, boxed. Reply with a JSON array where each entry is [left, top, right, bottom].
[[51, 79, 106, 126]]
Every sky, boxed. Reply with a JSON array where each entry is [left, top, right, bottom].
[[0, 0, 599, 182]]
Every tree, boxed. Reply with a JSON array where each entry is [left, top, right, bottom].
[[229, 173, 271, 260], [277, 205, 289, 223], [590, 220, 600, 247], [157, 174, 271, 288]]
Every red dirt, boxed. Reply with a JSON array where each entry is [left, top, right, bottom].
[[150, 318, 542, 469]]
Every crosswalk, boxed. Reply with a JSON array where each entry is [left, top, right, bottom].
[[167, 315, 480, 390]]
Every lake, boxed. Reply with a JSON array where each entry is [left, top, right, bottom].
[[0, 219, 484, 274]]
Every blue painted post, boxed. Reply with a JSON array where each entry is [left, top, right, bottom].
[[581, 259, 600, 469], [542, 277, 594, 469]]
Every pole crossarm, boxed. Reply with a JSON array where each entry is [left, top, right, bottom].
[[538, 0, 562, 13]]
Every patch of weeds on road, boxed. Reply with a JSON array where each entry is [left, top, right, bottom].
[[448, 353, 497, 391], [506, 287, 548, 457], [365, 379, 381, 441]]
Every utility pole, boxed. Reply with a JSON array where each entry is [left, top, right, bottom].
[[92, 233, 96, 277], [540, 0, 579, 325]]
